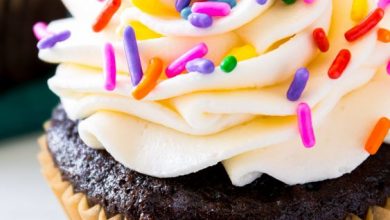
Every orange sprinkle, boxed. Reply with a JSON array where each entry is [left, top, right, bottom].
[[132, 58, 163, 100], [377, 28, 390, 43], [365, 117, 390, 155], [92, 0, 121, 32]]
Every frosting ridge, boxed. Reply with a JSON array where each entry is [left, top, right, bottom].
[[40, 0, 390, 186]]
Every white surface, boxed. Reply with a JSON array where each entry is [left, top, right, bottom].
[[0, 133, 66, 220]]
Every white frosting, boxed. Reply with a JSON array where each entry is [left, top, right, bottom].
[[41, 0, 390, 186]]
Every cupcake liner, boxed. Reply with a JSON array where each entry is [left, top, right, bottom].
[[38, 136, 389, 220], [38, 136, 125, 220]]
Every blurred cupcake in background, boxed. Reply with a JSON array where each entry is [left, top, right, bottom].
[[0, 0, 66, 93], [0, 0, 67, 139]]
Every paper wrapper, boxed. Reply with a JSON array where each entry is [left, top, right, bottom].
[[38, 135, 389, 220], [38, 136, 126, 220]]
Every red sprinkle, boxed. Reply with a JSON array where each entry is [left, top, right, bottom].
[[313, 28, 329, 52], [328, 49, 351, 79], [92, 0, 121, 32], [345, 8, 384, 42]]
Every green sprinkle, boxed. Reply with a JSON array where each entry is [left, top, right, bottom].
[[282, 0, 296, 4], [221, 56, 237, 73]]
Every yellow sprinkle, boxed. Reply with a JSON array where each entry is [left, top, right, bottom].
[[227, 44, 258, 61], [131, 0, 177, 17], [265, 37, 292, 53], [129, 21, 162, 40], [351, 0, 368, 22], [116, 21, 162, 40]]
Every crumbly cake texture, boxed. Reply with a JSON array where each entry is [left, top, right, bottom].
[[44, 105, 390, 220]]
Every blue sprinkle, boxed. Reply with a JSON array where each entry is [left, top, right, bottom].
[[210, 0, 237, 8], [181, 6, 192, 20]]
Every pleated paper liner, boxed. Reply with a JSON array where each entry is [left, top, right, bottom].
[[38, 136, 125, 220], [38, 136, 390, 220]]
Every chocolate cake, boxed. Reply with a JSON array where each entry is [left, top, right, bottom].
[[46, 105, 390, 220]]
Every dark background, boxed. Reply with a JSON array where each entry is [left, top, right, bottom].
[[0, 0, 67, 139]]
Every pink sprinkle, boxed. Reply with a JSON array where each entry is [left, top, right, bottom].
[[104, 43, 117, 91], [192, 2, 231, 17], [297, 103, 316, 148], [33, 22, 50, 40], [304, 0, 315, 3], [387, 60, 390, 75], [378, 0, 390, 9], [166, 43, 208, 78]]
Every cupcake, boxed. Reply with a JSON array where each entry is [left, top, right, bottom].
[[37, 0, 390, 219]]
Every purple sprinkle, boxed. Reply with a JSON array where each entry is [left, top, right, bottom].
[[189, 13, 213, 28], [287, 68, 310, 101], [186, 58, 215, 74], [123, 26, 143, 86], [176, 0, 191, 12], [256, 0, 267, 5], [37, 30, 71, 49]]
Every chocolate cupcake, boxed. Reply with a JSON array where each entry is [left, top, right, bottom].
[[37, 0, 390, 219], [39, 105, 390, 219]]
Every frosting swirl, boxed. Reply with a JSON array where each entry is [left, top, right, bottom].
[[39, 0, 390, 186]]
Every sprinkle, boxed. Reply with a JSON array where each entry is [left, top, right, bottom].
[[312, 28, 330, 52], [166, 43, 208, 78], [192, 2, 231, 17], [328, 49, 351, 79], [303, 0, 315, 3], [287, 68, 310, 101], [132, 0, 177, 16], [256, 0, 267, 4], [186, 58, 215, 74], [213, 0, 237, 8], [37, 30, 71, 49], [176, 0, 191, 12], [129, 21, 162, 40], [345, 8, 384, 42], [220, 55, 238, 73], [377, 28, 390, 43], [282, 0, 296, 4], [227, 44, 258, 61], [387, 60, 390, 75], [189, 13, 213, 28], [33, 22, 50, 40], [365, 117, 390, 155], [103, 43, 117, 91], [180, 7, 192, 20], [123, 26, 143, 86], [378, 0, 390, 9], [92, 0, 121, 32], [297, 103, 316, 148], [351, 0, 368, 22], [132, 58, 163, 100]]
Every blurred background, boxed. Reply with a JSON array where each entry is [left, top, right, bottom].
[[0, 0, 67, 139], [0, 0, 68, 218]]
